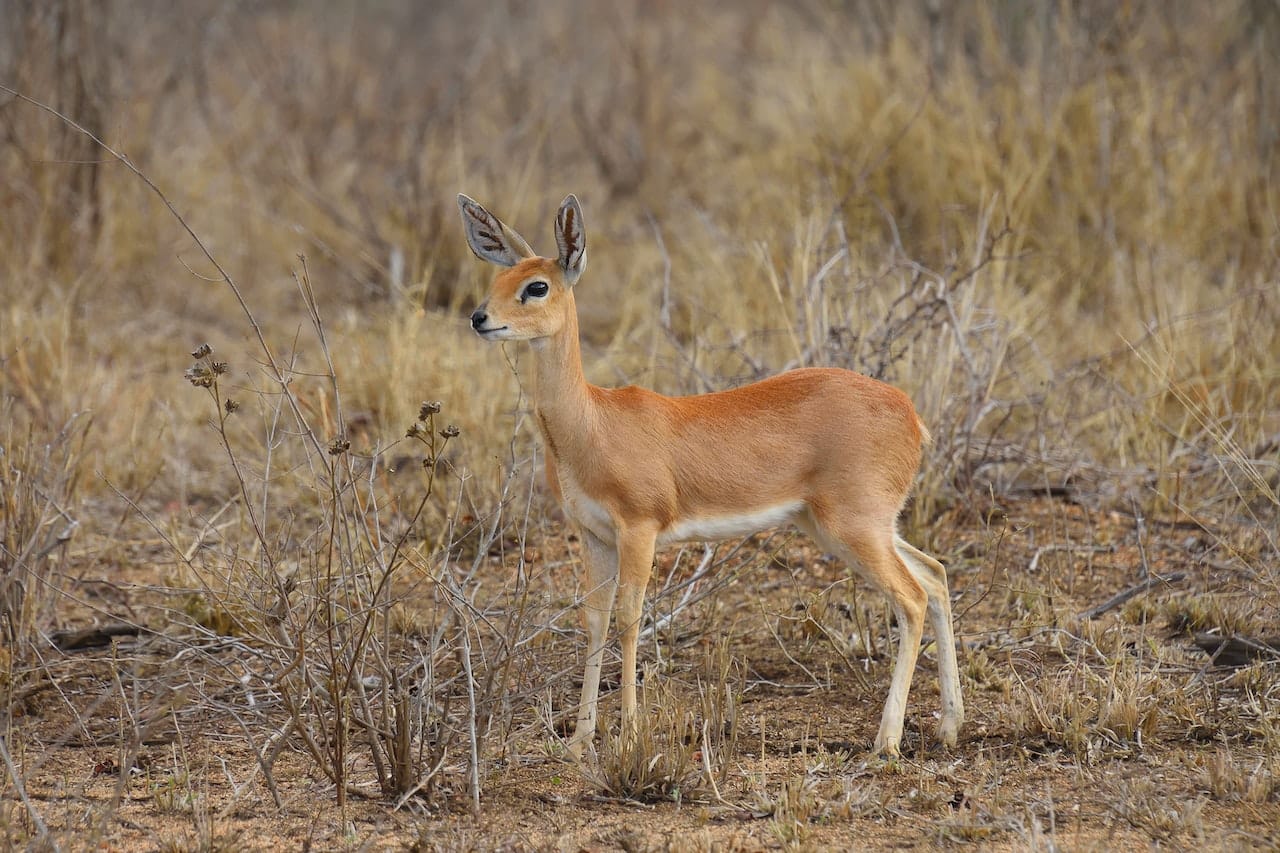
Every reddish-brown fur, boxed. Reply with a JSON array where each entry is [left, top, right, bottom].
[[459, 194, 962, 758]]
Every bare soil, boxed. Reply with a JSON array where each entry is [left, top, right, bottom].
[[6, 495, 1278, 851]]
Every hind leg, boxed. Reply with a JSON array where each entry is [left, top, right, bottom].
[[809, 514, 928, 757], [895, 536, 963, 747]]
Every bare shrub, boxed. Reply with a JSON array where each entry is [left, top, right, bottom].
[[171, 326, 514, 811]]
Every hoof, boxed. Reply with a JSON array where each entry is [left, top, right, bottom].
[[871, 738, 901, 760], [566, 735, 591, 761]]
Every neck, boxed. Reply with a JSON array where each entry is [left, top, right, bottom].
[[530, 295, 594, 437]]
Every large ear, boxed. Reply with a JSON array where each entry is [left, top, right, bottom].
[[554, 194, 587, 285], [457, 193, 536, 267]]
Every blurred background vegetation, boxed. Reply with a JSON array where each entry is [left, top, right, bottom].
[[1, 0, 1276, 534]]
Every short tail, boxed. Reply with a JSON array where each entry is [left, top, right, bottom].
[[894, 535, 946, 575], [916, 414, 933, 447]]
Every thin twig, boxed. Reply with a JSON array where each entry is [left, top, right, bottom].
[[1027, 544, 1113, 573], [759, 603, 827, 690], [640, 545, 716, 642], [459, 624, 481, 816], [0, 735, 49, 840]]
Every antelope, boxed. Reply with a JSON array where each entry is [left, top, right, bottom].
[[459, 193, 962, 758]]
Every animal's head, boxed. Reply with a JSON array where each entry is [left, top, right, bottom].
[[458, 194, 586, 343]]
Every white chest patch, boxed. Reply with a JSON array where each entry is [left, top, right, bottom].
[[657, 501, 805, 547], [559, 477, 617, 544]]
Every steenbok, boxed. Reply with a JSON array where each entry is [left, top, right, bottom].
[[459, 193, 962, 758]]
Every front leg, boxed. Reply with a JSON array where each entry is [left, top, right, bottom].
[[568, 527, 618, 758], [613, 524, 658, 739]]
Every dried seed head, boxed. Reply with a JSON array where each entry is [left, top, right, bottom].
[[327, 437, 350, 456], [406, 422, 425, 439], [224, 398, 240, 414], [184, 364, 215, 388], [440, 424, 460, 439], [419, 401, 442, 419], [191, 343, 212, 359], [211, 361, 229, 376]]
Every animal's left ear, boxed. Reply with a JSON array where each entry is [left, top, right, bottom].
[[554, 194, 587, 286], [458, 193, 535, 267]]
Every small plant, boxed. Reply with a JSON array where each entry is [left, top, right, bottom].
[[931, 814, 1007, 844], [150, 770, 196, 815], [588, 708, 700, 803], [746, 771, 884, 847], [1097, 657, 1161, 745], [582, 649, 741, 803], [1202, 749, 1279, 804], [962, 648, 1011, 694], [1109, 777, 1207, 843], [582, 679, 700, 802], [1164, 594, 1260, 637], [763, 774, 821, 846], [1010, 647, 1162, 760]]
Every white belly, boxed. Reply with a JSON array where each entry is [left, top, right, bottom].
[[657, 501, 804, 547], [558, 474, 803, 548]]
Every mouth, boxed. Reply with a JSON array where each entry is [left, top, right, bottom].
[[473, 325, 510, 339]]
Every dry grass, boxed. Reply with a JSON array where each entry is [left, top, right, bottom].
[[2, 0, 1278, 849]]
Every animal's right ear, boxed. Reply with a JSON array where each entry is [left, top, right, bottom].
[[457, 194, 536, 267]]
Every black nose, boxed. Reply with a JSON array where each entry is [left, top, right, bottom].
[[470, 309, 487, 330]]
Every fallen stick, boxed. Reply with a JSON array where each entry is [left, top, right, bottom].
[[1078, 572, 1187, 620], [1192, 633, 1280, 668], [50, 623, 150, 651]]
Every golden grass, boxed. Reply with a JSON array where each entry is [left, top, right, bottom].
[[2, 2, 1274, 527]]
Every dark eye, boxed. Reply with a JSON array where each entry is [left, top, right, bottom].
[[521, 281, 549, 302]]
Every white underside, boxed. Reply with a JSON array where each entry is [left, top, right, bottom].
[[560, 474, 805, 547], [657, 501, 806, 546]]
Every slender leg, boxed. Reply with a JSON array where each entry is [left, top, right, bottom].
[[568, 528, 618, 758], [613, 524, 658, 738], [816, 517, 928, 757], [895, 536, 964, 747], [874, 579, 926, 756]]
